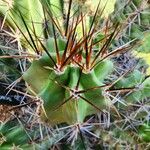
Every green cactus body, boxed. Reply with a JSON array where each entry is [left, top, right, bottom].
[[0, 0, 44, 33], [111, 0, 150, 43], [114, 70, 150, 104], [130, 24, 143, 39], [94, 60, 114, 81], [24, 60, 113, 125], [80, 71, 106, 111], [0, 0, 44, 54], [138, 123, 150, 142], [0, 123, 31, 149], [114, 70, 145, 88], [125, 77, 150, 102], [0, 120, 53, 149], [141, 12, 150, 26], [23, 36, 114, 125]]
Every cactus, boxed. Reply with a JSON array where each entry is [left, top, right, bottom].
[[0, 37, 23, 105], [0, 0, 150, 149], [23, 48, 114, 125], [133, 32, 150, 75], [138, 123, 150, 142], [111, 0, 150, 41], [0, 119, 31, 149], [5, 0, 118, 125], [0, 119, 58, 149]]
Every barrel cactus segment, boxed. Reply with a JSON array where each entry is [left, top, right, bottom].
[[113, 69, 150, 103], [20, 0, 123, 125], [0, 119, 57, 149], [23, 39, 114, 125], [0, 120, 32, 149], [111, 0, 150, 42], [0, 0, 44, 38], [20, 0, 150, 126], [138, 123, 150, 142]]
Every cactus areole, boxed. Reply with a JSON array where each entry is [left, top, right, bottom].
[[23, 37, 114, 125]]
